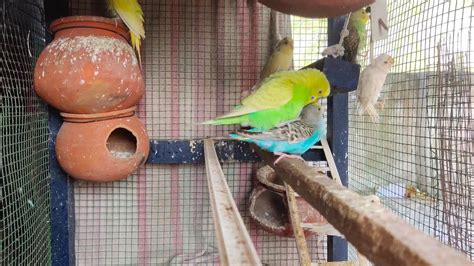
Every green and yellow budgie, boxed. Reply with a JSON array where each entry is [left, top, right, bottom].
[[203, 69, 330, 131], [108, 0, 145, 64], [343, 7, 370, 63]]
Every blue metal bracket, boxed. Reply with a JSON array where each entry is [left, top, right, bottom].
[[49, 107, 75, 266], [146, 139, 325, 164], [304, 56, 360, 95], [326, 15, 352, 262]]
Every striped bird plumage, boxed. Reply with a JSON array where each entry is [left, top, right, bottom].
[[230, 103, 326, 155]]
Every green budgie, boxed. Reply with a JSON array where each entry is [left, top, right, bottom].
[[343, 7, 370, 63], [202, 69, 330, 131]]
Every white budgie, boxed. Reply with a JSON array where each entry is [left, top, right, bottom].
[[356, 54, 394, 122]]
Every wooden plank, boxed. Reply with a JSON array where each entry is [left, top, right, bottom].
[[320, 138, 342, 185], [254, 147, 471, 266], [203, 139, 261, 265], [285, 183, 311, 266]]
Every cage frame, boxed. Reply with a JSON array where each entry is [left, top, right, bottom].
[[34, 1, 472, 265]]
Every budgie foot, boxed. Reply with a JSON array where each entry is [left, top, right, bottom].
[[322, 44, 345, 58], [375, 100, 385, 109], [273, 152, 304, 165]]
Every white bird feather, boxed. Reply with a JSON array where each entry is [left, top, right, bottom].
[[357, 53, 394, 122]]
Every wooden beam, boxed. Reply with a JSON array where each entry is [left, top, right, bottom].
[[285, 183, 312, 265], [203, 140, 261, 265], [254, 148, 471, 266]]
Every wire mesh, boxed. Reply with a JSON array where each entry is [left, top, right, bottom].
[[1, 0, 51, 265], [348, 0, 473, 260], [69, 0, 329, 264]]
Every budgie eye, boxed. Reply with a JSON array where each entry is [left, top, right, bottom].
[[318, 90, 322, 94]]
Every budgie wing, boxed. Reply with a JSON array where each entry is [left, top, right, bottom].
[[217, 73, 293, 119], [239, 121, 313, 142], [241, 73, 293, 110], [343, 24, 360, 63], [357, 66, 384, 104], [109, 0, 145, 39]]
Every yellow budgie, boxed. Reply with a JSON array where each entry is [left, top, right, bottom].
[[259, 37, 294, 81], [241, 37, 294, 99], [108, 0, 145, 64]]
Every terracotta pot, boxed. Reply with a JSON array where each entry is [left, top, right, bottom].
[[256, 165, 286, 192], [249, 186, 326, 238], [56, 113, 150, 182], [60, 106, 137, 123], [250, 165, 329, 237], [34, 16, 144, 114]]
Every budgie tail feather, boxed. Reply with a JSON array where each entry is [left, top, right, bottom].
[[131, 32, 142, 65], [229, 133, 250, 141], [108, 0, 145, 65]]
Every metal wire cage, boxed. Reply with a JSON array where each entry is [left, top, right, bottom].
[[348, 0, 473, 261], [0, 0, 472, 265], [1, 0, 51, 265], [69, 0, 329, 264]]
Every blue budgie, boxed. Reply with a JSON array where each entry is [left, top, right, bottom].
[[230, 103, 326, 164]]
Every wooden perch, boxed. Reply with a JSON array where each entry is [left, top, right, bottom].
[[204, 140, 261, 265], [253, 147, 471, 266]]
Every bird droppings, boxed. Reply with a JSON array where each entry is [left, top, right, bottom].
[[45, 36, 138, 66], [27, 200, 35, 208], [110, 150, 134, 159], [189, 140, 198, 153]]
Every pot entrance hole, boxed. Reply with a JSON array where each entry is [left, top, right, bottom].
[[253, 190, 288, 227], [107, 128, 137, 159]]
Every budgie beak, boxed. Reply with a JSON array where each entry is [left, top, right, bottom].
[[387, 56, 395, 65]]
